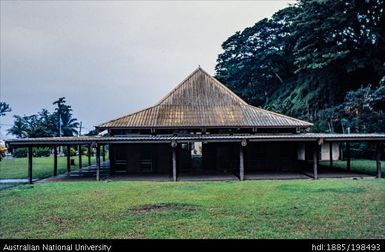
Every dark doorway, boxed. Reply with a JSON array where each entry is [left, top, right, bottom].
[[191, 142, 203, 171]]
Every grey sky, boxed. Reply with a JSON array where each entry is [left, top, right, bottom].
[[0, 0, 294, 138]]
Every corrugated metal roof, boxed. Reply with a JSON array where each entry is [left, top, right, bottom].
[[96, 68, 313, 129], [6, 133, 385, 146]]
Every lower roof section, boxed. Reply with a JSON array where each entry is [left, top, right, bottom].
[[5, 133, 385, 147]]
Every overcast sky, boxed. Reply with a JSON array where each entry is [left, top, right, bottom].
[[0, 0, 295, 138]]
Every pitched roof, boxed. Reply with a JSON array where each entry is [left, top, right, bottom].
[[97, 67, 313, 129]]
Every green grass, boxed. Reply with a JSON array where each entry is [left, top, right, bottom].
[[320, 159, 385, 177], [0, 156, 97, 179], [0, 179, 384, 239]]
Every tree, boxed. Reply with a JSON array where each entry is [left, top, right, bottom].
[[8, 98, 80, 138], [37, 109, 57, 136], [215, 0, 385, 131], [330, 84, 385, 133], [7, 115, 29, 138], [0, 102, 11, 116], [216, 6, 300, 106], [52, 97, 79, 136], [52, 97, 65, 137]]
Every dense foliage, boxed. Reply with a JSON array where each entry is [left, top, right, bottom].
[[216, 0, 385, 133], [62, 147, 78, 157], [12, 147, 51, 158], [7, 97, 80, 138]]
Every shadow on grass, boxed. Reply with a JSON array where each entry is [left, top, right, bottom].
[[278, 184, 366, 193]]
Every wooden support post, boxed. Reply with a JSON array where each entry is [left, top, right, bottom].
[[66, 145, 71, 175], [53, 146, 58, 176], [88, 145, 91, 167], [102, 145, 106, 162], [28, 146, 33, 184], [78, 145, 82, 170], [313, 144, 318, 179], [109, 145, 114, 175], [172, 147, 177, 182], [239, 146, 244, 181], [240, 139, 247, 181], [346, 142, 351, 171], [376, 143, 382, 179], [96, 144, 100, 181], [329, 142, 333, 168]]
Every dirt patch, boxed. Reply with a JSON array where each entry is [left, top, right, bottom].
[[38, 216, 75, 236], [128, 203, 198, 215]]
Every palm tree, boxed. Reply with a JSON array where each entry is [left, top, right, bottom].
[[37, 109, 56, 137], [61, 115, 79, 136], [7, 115, 29, 138], [53, 97, 79, 136]]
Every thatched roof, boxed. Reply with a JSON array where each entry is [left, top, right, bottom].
[[97, 68, 312, 129]]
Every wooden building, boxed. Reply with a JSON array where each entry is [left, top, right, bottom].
[[96, 68, 313, 176], [6, 67, 385, 182]]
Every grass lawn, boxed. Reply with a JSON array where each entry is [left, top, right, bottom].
[[0, 179, 384, 239], [319, 159, 385, 177], [0, 156, 97, 179]]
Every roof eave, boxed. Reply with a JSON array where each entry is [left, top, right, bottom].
[[96, 124, 313, 130]]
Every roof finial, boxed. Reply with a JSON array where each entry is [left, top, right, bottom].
[[198, 64, 201, 69]]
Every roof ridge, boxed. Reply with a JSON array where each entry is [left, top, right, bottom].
[[155, 67, 248, 106], [155, 67, 201, 106], [198, 67, 248, 105]]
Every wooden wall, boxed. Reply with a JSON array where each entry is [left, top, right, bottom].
[[110, 141, 300, 174], [110, 143, 171, 174], [202, 142, 238, 173], [244, 142, 298, 171]]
